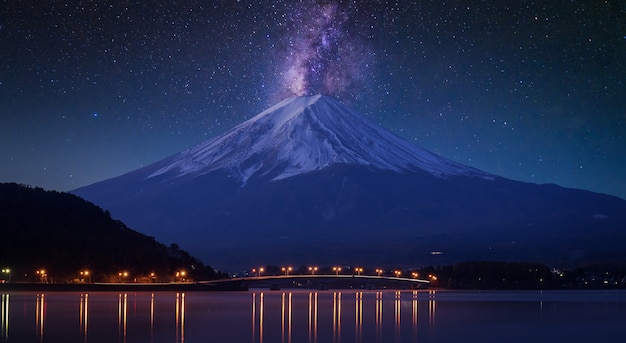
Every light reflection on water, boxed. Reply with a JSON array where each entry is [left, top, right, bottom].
[[0, 289, 625, 342], [79, 294, 87, 343], [1, 294, 9, 341], [249, 290, 419, 343], [36, 293, 44, 342], [118, 293, 126, 342]]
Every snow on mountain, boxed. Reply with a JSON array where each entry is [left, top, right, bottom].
[[148, 95, 492, 185], [72, 94, 626, 271]]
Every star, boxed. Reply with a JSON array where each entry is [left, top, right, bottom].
[[274, 1, 374, 100], [0, 1, 624, 200]]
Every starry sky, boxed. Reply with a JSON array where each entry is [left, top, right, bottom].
[[1, 1, 625, 199]]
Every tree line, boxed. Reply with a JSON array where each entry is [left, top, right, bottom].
[[0, 183, 226, 283]]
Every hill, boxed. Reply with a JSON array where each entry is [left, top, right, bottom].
[[0, 183, 224, 283]]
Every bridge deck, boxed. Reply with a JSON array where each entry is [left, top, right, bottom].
[[200, 274, 429, 285]]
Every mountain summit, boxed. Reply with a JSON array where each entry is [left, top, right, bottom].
[[148, 95, 490, 185], [74, 95, 626, 271]]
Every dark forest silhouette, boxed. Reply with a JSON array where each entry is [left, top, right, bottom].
[[0, 183, 224, 283]]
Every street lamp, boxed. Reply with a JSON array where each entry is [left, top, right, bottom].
[[281, 267, 292, 276], [252, 268, 265, 277], [1, 268, 10, 283], [118, 271, 129, 282], [354, 267, 363, 276], [80, 270, 91, 283], [176, 270, 187, 282], [333, 267, 342, 275], [394, 270, 402, 277], [375, 269, 384, 277], [308, 266, 318, 275], [411, 272, 419, 279], [36, 269, 48, 283]]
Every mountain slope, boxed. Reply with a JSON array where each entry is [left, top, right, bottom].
[[73, 95, 626, 271], [0, 183, 223, 281], [144, 95, 491, 185]]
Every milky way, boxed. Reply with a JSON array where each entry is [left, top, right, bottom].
[[1, 1, 625, 199], [275, 1, 373, 100]]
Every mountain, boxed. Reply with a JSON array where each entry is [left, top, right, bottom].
[[0, 182, 223, 282], [73, 95, 626, 271], [144, 94, 491, 185]]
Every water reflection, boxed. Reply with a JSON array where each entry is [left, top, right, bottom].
[[79, 294, 88, 343], [280, 292, 292, 343], [251, 293, 256, 342], [335, 292, 343, 342], [259, 292, 264, 343], [115, 292, 185, 343], [428, 290, 436, 327], [412, 290, 419, 337], [2, 290, 624, 343], [308, 292, 317, 343], [175, 292, 185, 343], [1, 294, 8, 342], [354, 292, 363, 343], [249, 289, 434, 343], [117, 293, 127, 342], [150, 293, 155, 342], [35, 293, 45, 342], [394, 291, 401, 337], [375, 291, 383, 341], [0, 290, 435, 343]]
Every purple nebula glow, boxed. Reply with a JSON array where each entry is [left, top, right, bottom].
[[276, 1, 374, 99]]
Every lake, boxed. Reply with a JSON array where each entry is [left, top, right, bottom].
[[1, 289, 625, 342]]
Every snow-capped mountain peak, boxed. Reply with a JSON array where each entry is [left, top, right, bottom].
[[73, 95, 626, 271], [148, 95, 491, 184]]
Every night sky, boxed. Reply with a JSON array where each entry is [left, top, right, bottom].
[[1, 1, 625, 199]]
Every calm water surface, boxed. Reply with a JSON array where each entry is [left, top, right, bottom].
[[1, 289, 625, 342]]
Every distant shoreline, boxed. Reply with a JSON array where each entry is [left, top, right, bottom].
[[0, 282, 244, 292]]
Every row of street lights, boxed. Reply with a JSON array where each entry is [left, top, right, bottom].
[[118, 270, 188, 282], [0, 268, 190, 283], [250, 266, 431, 279]]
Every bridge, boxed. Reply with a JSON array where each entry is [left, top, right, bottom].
[[200, 274, 430, 290]]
